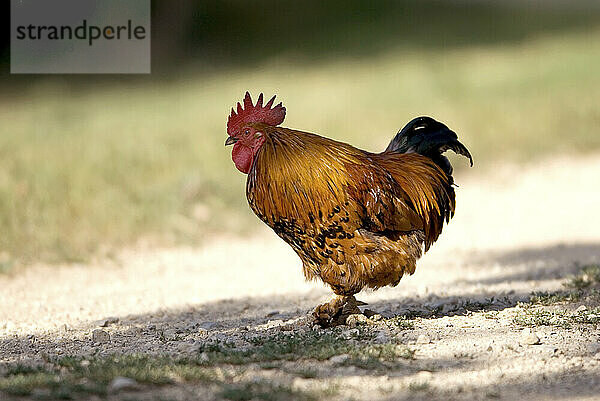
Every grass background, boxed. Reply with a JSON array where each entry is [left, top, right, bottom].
[[1, 1, 600, 266]]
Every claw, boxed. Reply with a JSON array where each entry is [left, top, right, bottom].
[[312, 295, 364, 328]]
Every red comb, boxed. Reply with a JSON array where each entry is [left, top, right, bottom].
[[227, 92, 286, 135]]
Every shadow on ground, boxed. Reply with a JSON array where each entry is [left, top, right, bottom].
[[1, 241, 599, 399], [2, 242, 599, 355], [464, 242, 600, 285]]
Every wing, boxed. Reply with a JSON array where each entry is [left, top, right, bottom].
[[361, 152, 456, 251]]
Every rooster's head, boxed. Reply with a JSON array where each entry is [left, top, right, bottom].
[[225, 92, 286, 173]]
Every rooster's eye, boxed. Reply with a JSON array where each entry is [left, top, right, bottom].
[[244, 129, 250, 136]]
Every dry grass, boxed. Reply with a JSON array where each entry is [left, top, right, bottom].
[[1, 28, 600, 265]]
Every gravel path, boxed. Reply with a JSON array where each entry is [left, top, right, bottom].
[[1, 154, 600, 400]]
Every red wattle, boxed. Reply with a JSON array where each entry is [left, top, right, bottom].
[[232, 143, 254, 174]]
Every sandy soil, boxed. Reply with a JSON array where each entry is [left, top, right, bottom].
[[1, 154, 600, 400]]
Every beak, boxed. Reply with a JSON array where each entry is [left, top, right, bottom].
[[225, 136, 238, 146]]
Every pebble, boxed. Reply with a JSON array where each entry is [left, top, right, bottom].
[[416, 370, 433, 379], [346, 314, 368, 327], [108, 376, 138, 392], [163, 329, 179, 341], [186, 323, 199, 331], [342, 328, 360, 339], [535, 345, 558, 356], [576, 305, 588, 313], [374, 330, 391, 344], [265, 319, 285, 329], [100, 317, 119, 327], [198, 352, 210, 363], [199, 322, 216, 330], [417, 334, 431, 344], [285, 316, 309, 330], [329, 354, 350, 364], [92, 329, 110, 343], [520, 328, 541, 345], [586, 342, 600, 354]]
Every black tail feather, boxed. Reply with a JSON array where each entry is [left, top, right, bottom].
[[385, 116, 473, 175]]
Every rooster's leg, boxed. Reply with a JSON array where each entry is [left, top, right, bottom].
[[312, 295, 365, 327]]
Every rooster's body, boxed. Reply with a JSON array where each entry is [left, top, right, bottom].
[[226, 93, 472, 326]]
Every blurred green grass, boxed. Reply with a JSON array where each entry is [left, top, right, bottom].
[[1, 28, 600, 265]]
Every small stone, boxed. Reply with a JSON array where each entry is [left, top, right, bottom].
[[576, 305, 588, 313], [199, 322, 216, 330], [536, 345, 558, 355], [108, 376, 138, 392], [329, 354, 350, 364], [520, 328, 541, 345], [417, 334, 431, 344], [416, 370, 433, 379], [279, 324, 293, 332], [586, 342, 600, 354], [486, 344, 493, 352], [594, 352, 600, 360], [163, 329, 178, 341], [265, 319, 285, 329], [186, 323, 199, 331], [100, 317, 119, 327], [92, 329, 110, 343], [370, 314, 383, 321], [346, 314, 369, 327], [341, 328, 359, 339], [285, 316, 309, 330], [374, 330, 390, 344]]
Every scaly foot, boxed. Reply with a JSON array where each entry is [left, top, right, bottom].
[[312, 295, 365, 327]]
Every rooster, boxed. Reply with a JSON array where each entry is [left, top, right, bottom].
[[225, 92, 472, 327]]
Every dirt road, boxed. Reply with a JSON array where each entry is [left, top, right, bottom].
[[1, 155, 600, 400]]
